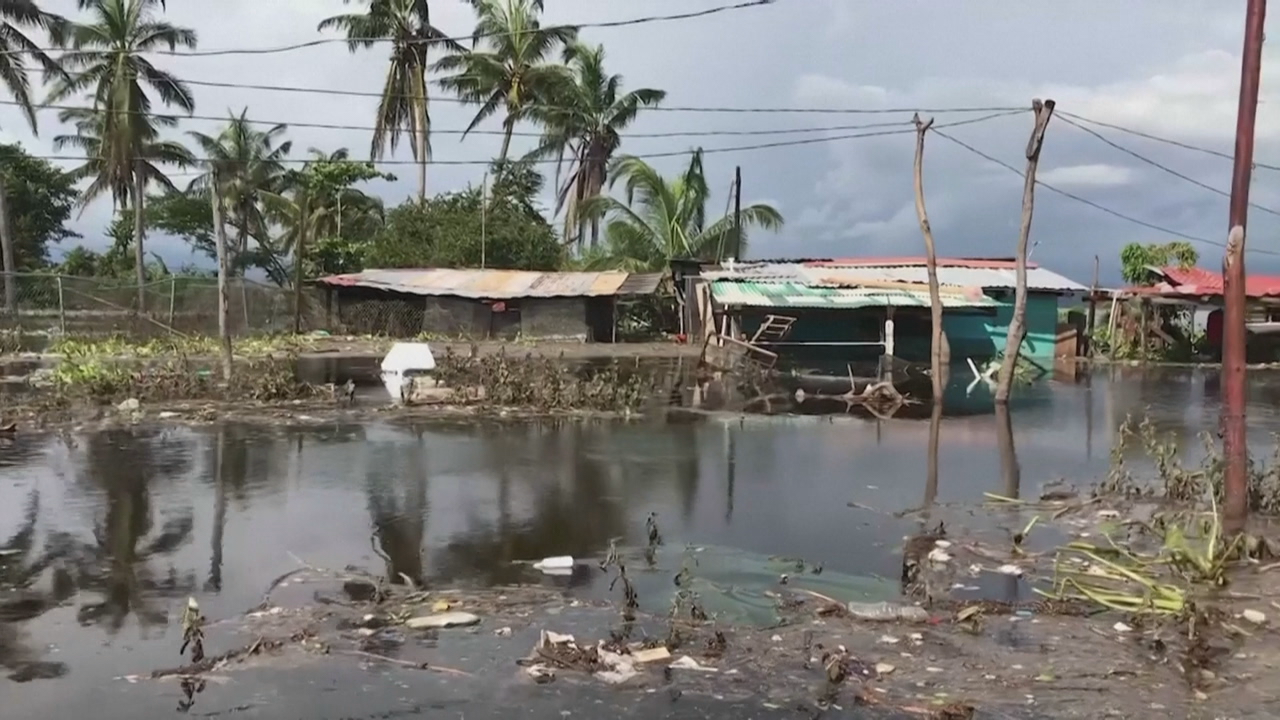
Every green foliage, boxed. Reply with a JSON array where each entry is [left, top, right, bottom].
[[578, 150, 783, 272], [0, 144, 79, 269], [363, 161, 562, 271], [1119, 241, 1199, 285], [434, 0, 577, 162]]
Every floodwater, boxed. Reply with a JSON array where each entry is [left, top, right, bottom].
[[4, 365, 1280, 719]]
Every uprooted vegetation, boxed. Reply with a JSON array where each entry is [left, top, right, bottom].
[[1101, 413, 1280, 512], [36, 354, 321, 405], [431, 348, 665, 412], [47, 333, 319, 359]]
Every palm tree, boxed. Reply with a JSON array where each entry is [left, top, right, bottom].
[[53, 106, 194, 263], [266, 149, 384, 332], [578, 150, 784, 272], [318, 0, 462, 200], [434, 0, 576, 164], [528, 41, 664, 249], [188, 109, 292, 261], [0, 1, 67, 312], [49, 0, 196, 313]]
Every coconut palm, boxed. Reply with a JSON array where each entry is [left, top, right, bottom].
[[187, 109, 292, 262], [434, 0, 576, 164], [318, 0, 462, 200], [266, 149, 385, 331], [49, 0, 196, 313], [0, 1, 67, 311], [527, 41, 665, 249], [53, 106, 194, 256], [578, 150, 784, 272]]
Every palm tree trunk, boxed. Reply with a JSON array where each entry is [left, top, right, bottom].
[[0, 180, 16, 314], [292, 206, 307, 335], [498, 118, 514, 166], [415, 65, 428, 201], [210, 178, 233, 382], [133, 164, 147, 316]]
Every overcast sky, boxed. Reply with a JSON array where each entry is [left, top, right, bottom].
[[0, 0, 1277, 285]]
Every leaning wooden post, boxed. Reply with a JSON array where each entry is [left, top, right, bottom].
[[913, 113, 947, 406], [56, 276, 66, 335], [995, 99, 1056, 404], [167, 276, 176, 330]]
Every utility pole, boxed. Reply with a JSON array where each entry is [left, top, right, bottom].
[[481, 172, 488, 269], [733, 166, 742, 261], [1222, 0, 1267, 535]]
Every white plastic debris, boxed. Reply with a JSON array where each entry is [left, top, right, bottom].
[[1242, 609, 1268, 625], [526, 664, 555, 683], [532, 556, 575, 573], [380, 342, 436, 404], [494, 626, 513, 637], [846, 601, 930, 623], [540, 630, 575, 646], [1113, 622, 1133, 633], [875, 663, 896, 675], [927, 547, 953, 563], [670, 656, 718, 672], [632, 647, 672, 663], [933, 540, 952, 549], [995, 564, 1024, 577], [596, 644, 638, 684], [405, 611, 481, 629]]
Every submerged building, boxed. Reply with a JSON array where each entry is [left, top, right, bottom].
[[688, 257, 1087, 368], [315, 268, 664, 341]]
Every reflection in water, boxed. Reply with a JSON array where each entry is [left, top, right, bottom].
[[368, 429, 428, 586], [2, 368, 1280, 706], [75, 429, 197, 632]]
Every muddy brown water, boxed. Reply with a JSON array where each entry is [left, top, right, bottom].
[[3, 365, 1280, 719]]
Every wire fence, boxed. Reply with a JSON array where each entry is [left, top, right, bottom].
[[0, 273, 329, 338]]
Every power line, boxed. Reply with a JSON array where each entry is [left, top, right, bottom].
[[1060, 111, 1280, 174], [0, 0, 777, 59], [178, 76, 1026, 115], [930, 127, 1280, 257], [0, 98, 930, 139], [1057, 114, 1280, 218], [30, 111, 1021, 169]]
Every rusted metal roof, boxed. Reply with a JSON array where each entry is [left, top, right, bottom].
[[616, 272, 665, 295], [316, 268, 660, 299], [1120, 266, 1280, 299]]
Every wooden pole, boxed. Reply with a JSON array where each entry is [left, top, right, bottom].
[[168, 276, 176, 329], [56, 276, 65, 334], [912, 114, 946, 406], [1222, 0, 1267, 535], [733, 166, 742, 261], [1084, 255, 1099, 357], [0, 182, 15, 315], [995, 99, 1055, 404]]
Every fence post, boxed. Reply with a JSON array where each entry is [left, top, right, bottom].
[[168, 276, 177, 331], [56, 275, 66, 334]]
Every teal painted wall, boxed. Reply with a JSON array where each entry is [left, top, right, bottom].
[[942, 292, 1061, 365]]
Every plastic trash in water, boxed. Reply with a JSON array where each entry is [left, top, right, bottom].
[[845, 601, 931, 623], [532, 556, 575, 574]]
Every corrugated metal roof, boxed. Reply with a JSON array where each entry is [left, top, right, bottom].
[[616, 272, 665, 295], [700, 262, 808, 282], [803, 265, 1086, 292], [316, 268, 655, 299], [708, 281, 997, 309]]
